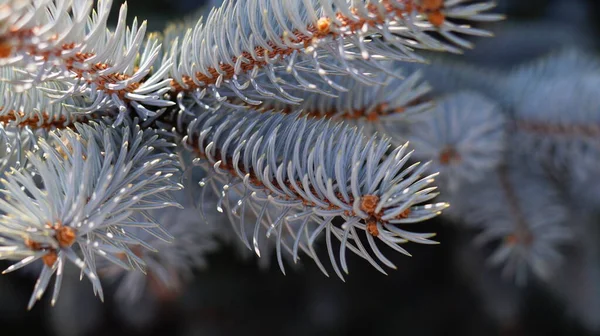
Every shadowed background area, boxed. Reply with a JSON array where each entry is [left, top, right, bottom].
[[1, 0, 599, 335]]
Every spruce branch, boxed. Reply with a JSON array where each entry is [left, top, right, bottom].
[[168, 0, 501, 106], [451, 164, 572, 286], [238, 66, 435, 143], [401, 90, 506, 193], [0, 67, 90, 129], [503, 58, 600, 180], [0, 118, 181, 309], [99, 190, 219, 305], [0, 0, 174, 123], [182, 107, 447, 278]]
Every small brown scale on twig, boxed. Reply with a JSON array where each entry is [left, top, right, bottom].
[[504, 231, 534, 247], [23, 222, 77, 267], [24, 238, 42, 251], [360, 195, 411, 237], [41, 251, 58, 267], [420, 0, 446, 27], [316, 17, 331, 34], [438, 146, 460, 165], [361, 195, 382, 236], [0, 39, 12, 58], [360, 195, 380, 213], [54, 223, 76, 248]]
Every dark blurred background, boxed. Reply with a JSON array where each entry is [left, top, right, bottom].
[[2, 0, 600, 335]]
